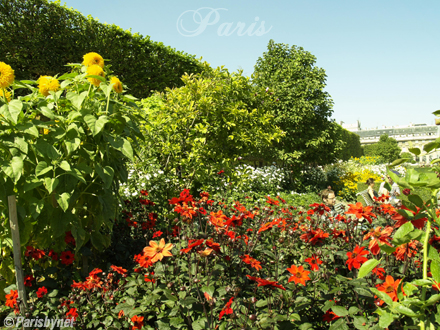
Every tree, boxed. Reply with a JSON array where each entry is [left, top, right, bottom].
[[333, 124, 363, 161], [400, 152, 416, 164], [252, 40, 341, 171], [363, 134, 401, 163]]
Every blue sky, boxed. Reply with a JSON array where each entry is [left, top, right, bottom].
[[58, 0, 440, 129]]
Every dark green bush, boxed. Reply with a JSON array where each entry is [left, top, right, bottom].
[[0, 0, 204, 98]]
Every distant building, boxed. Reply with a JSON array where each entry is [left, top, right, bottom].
[[340, 121, 440, 163]]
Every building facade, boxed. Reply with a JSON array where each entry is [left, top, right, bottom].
[[341, 121, 440, 163]]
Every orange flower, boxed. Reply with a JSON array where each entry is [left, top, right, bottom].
[[240, 255, 262, 271], [287, 265, 310, 286], [143, 238, 173, 263], [198, 248, 213, 257], [376, 275, 404, 304], [246, 275, 286, 290], [346, 245, 369, 270], [5, 290, 18, 308], [131, 315, 144, 330], [204, 292, 214, 302], [363, 226, 394, 255], [345, 202, 377, 224], [393, 241, 418, 261], [110, 265, 127, 276], [209, 210, 228, 232], [118, 310, 125, 319]]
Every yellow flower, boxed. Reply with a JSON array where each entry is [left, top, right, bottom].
[[110, 76, 123, 93], [0, 62, 15, 89], [86, 65, 105, 87], [38, 76, 60, 97], [82, 52, 104, 68], [0, 89, 11, 102], [43, 128, 50, 135]]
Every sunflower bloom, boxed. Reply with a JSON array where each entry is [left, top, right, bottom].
[[82, 52, 104, 68], [37, 76, 60, 97], [0, 89, 11, 102], [86, 65, 105, 87], [0, 62, 14, 88], [143, 238, 173, 263], [287, 265, 310, 286], [110, 76, 123, 93]]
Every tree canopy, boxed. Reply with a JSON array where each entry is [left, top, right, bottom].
[[252, 40, 341, 169], [363, 134, 402, 163]]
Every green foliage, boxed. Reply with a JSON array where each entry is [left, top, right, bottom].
[[253, 39, 341, 168], [401, 152, 416, 164], [0, 0, 203, 99], [0, 60, 142, 257], [363, 134, 401, 163], [136, 66, 284, 193], [333, 124, 363, 161]]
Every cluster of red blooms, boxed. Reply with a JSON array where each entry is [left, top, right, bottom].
[[71, 266, 126, 292]]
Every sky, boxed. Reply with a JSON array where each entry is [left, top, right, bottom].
[[57, 0, 440, 130]]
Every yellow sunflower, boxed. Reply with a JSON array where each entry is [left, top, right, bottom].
[[86, 65, 105, 87], [0, 62, 15, 89], [82, 52, 104, 68], [38, 76, 60, 97], [110, 76, 123, 93], [0, 89, 11, 102]]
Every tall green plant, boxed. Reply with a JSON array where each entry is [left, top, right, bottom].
[[0, 57, 142, 260]]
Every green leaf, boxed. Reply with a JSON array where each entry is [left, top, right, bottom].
[[44, 177, 59, 194], [59, 161, 71, 172], [408, 194, 424, 209], [329, 318, 347, 330], [39, 106, 55, 119], [90, 231, 109, 251], [107, 136, 134, 161], [390, 158, 410, 166], [94, 115, 109, 136], [35, 161, 53, 177], [429, 244, 440, 262], [394, 304, 419, 317], [431, 260, 440, 284], [378, 311, 393, 328], [358, 259, 381, 279], [331, 305, 348, 317], [24, 179, 43, 193], [99, 83, 113, 98], [95, 164, 114, 189], [378, 243, 396, 255], [370, 288, 393, 306], [392, 222, 414, 246], [201, 286, 215, 298], [256, 299, 267, 308], [6, 100, 23, 124], [423, 142, 439, 153], [56, 192, 71, 212], [180, 297, 198, 306], [425, 294, 440, 306], [409, 148, 421, 156], [34, 141, 59, 160], [411, 279, 432, 286], [67, 91, 88, 110], [433, 109, 440, 116], [3, 157, 23, 183]]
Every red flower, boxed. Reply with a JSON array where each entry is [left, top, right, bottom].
[[246, 275, 286, 290], [392, 206, 427, 229], [110, 265, 127, 276], [60, 251, 75, 265], [48, 249, 58, 261], [240, 255, 262, 271], [304, 254, 323, 271], [266, 196, 280, 206], [65, 231, 76, 245], [36, 286, 48, 298], [24, 275, 34, 287], [169, 189, 194, 205], [131, 315, 144, 330], [140, 190, 148, 196], [181, 239, 204, 254], [372, 266, 385, 280], [346, 245, 369, 270], [287, 265, 310, 286], [209, 210, 228, 232], [152, 231, 163, 238], [309, 203, 331, 216], [363, 226, 394, 255], [66, 307, 79, 321], [217, 170, 225, 175], [402, 188, 411, 196], [219, 297, 234, 320], [144, 272, 156, 283], [5, 290, 18, 308], [205, 239, 221, 253], [89, 268, 103, 276], [345, 202, 377, 224], [393, 241, 418, 261], [25, 246, 46, 260], [322, 309, 340, 323]]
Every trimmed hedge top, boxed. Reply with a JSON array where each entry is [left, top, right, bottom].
[[0, 0, 205, 98]]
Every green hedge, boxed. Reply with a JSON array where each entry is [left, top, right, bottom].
[[335, 124, 363, 161], [0, 0, 204, 98]]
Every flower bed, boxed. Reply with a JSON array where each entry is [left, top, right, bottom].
[[4, 188, 440, 329]]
